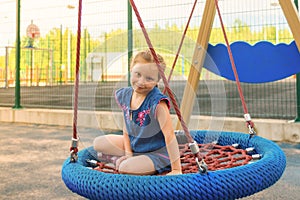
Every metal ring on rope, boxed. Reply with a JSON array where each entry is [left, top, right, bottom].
[[62, 130, 286, 200]]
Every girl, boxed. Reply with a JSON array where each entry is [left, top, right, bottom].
[[93, 50, 182, 175]]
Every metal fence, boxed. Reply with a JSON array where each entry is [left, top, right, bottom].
[[0, 0, 299, 120]]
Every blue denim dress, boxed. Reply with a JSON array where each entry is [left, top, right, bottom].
[[115, 87, 171, 174]]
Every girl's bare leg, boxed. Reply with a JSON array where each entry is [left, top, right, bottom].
[[118, 155, 156, 175], [94, 135, 156, 175], [93, 135, 125, 156]]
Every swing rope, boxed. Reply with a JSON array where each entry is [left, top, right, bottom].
[[129, 0, 192, 143], [69, 0, 255, 167], [163, 0, 198, 94], [129, 0, 207, 172], [214, 0, 256, 136], [70, 0, 83, 162]]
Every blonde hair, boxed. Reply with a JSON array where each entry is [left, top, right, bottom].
[[130, 49, 166, 80]]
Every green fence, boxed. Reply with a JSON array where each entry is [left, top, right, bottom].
[[0, 0, 299, 120]]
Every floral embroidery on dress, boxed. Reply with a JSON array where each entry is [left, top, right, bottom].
[[136, 108, 150, 126]]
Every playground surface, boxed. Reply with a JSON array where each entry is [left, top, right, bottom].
[[0, 122, 299, 200]]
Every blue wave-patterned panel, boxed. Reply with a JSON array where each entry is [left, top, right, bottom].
[[205, 41, 300, 83]]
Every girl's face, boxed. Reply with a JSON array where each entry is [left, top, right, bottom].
[[130, 62, 159, 95]]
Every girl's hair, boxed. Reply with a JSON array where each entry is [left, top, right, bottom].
[[130, 49, 166, 80]]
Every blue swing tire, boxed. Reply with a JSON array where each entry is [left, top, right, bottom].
[[62, 130, 286, 200]]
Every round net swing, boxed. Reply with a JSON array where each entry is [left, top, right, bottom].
[[63, 130, 285, 200], [62, 0, 286, 199]]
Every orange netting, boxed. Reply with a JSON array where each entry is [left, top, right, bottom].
[[92, 143, 254, 174]]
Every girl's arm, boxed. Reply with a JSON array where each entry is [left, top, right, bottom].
[[157, 101, 182, 175], [123, 123, 133, 156], [116, 120, 133, 170]]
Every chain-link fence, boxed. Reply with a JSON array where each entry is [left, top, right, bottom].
[[0, 0, 298, 120]]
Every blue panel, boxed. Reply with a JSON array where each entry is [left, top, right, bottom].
[[205, 41, 300, 83]]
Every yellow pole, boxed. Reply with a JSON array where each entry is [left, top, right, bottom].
[[176, 0, 216, 129], [279, 0, 300, 51]]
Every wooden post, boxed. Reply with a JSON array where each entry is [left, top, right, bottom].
[[176, 0, 216, 129], [279, 0, 300, 51]]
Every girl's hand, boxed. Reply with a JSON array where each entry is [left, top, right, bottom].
[[166, 169, 182, 176], [115, 155, 131, 170]]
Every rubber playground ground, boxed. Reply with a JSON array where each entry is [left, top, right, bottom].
[[0, 122, 299, 200]]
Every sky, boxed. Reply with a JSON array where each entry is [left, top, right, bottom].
[[0, 0, 297, 54]]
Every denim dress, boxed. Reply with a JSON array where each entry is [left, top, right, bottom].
[[115, 87, 171, 173]]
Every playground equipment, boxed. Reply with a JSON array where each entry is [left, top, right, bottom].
[[62, 131, 286, 200], [61, 0, 296, 199]]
